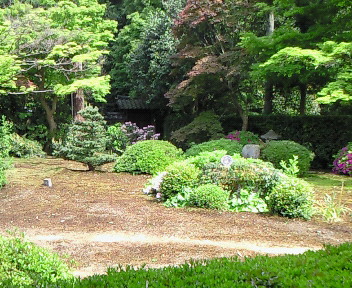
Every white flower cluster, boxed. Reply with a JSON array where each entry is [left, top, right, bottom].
[[142, 172, 168, 199]]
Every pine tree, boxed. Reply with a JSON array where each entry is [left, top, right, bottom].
[[54, 106, 115, 171]]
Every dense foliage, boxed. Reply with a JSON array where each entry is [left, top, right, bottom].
[[9, 134, 45, 158], [170, 111, 224, 149], [48, 243, 352, 288], [114, 140, 184, 175], [261, 140, 314, 176], [0, 233, 72, 287], [0, 116, 12, 187]]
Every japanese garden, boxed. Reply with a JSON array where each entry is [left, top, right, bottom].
[[0, 0, 351, 287]]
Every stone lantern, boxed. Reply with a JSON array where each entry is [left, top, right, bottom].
[[261, 129, 281, 142]]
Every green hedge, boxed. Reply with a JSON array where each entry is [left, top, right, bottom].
[[46, 242, 352, 288], [223, 115, 352, 169]]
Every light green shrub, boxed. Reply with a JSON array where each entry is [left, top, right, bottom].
[[189, 184, 230, 210], [106, 123, 129, 154], [160, 161, 200, 200], [267, 176, 314, 219], [186, 150, 242, 169], [9, 133, 46, 158], [261, 140, 314, 176], [0, 233, 72, 287], [170, 111, 224, 149], [114, 140, 184, 175], [200, 158, 283, 198], [185, 139, 243, 157]]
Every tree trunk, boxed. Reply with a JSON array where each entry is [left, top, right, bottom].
[[73, 62, 85, 122], [299, 84, 307, 115], [263, 82, 274, 114], [39, 95, 57, 134], [73, 89, 85, 122]]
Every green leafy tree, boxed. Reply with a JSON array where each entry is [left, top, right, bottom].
[[54, 106, 115, 171], [0, 0, 116, 140]]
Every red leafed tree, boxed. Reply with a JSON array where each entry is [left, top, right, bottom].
[[166, 0, 265, 130]]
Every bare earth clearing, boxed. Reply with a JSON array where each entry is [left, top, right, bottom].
[[0, 158, 351, 277]]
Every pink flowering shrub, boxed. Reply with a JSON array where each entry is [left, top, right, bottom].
[[333, 143, 352, 176], [225, 130, 260, 146]]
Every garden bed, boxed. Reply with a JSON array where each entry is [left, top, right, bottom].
[[0, 158, 351, 277]]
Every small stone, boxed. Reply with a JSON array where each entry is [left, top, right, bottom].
[[43, 178, 52, 187]]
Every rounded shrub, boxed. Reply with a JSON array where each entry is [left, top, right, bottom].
[[160, 161, 200, 200], [0, 234, 72, 287], [114, 140, 184, 175], [185, 138, 243, 157], [261, 140, 314, 176], [267, 176, 314, 219], [189, 184, 230, 210]]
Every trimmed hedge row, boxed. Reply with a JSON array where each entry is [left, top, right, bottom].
[[223, 115, 352, 169], [46, 242, 352, 287]]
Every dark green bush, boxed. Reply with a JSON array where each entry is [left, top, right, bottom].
[[170, 111, 224, 149], [0, 233, 72, 287], [9, 133, 45, 158], [261, 140, 314, 176], [189, 184, 230, 210], [268, 176, 314, 219], [114, 140, 184, 175], [185, 139, 243, 157], [223, 115, 352, 169], [50, 242, 352, 287], [160, 161, 200, 200]]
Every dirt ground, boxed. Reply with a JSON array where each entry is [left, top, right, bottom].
[[0, 158, 351, 277]]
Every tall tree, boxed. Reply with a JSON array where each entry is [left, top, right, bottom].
[[0, 0, 116, 139]]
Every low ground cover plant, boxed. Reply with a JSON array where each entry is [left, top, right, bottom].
[[9, 133, 45, 158], [114, 140, 184, 175], [49, 243, 352, 288], [0, 233, 72, 287], [261, 140, 314, 176]]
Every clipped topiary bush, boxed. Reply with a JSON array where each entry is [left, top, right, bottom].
[[185, 139, 243, 157], [186, 150, 241, 170], [267, 176, 314, 219], [114, 140, 184, 175], [9, 133, 45, 158], [189, 184, 230, 210], [0, 233, 72, 287], [170, 111, 224, 149], [160, 161, 200, 200], [261, 140, 314, 176]]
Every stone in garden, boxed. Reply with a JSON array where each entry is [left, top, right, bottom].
[[43, 178, 52, 187], [242, 144, 260, 159]]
